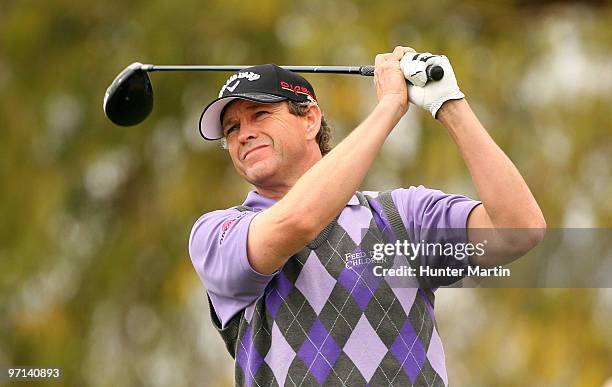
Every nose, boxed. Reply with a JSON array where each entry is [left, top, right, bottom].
[[237, 120, 259, 143]]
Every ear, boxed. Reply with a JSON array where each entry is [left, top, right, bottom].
[[303, 103, 322, 141]]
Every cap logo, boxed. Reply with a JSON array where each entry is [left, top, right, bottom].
[[226, 80, 240, 92], [218, 71, 261, 97], [280, 81, 315, 100]]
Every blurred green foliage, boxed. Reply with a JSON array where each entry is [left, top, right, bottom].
[[0, 0, 611, 386]]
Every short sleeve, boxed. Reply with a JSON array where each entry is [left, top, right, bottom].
[[391, 186, 481, 281], [188, 209, 276, 328], [391, 185, 481, 242]]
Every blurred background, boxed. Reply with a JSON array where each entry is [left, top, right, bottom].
[[1, 0, 611, 386]]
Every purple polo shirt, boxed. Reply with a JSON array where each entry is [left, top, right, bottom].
[[189, 186, 480, 329]]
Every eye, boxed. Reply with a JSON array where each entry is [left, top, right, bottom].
[[255, 110, 270, 118], [223, 124, 239, 137]]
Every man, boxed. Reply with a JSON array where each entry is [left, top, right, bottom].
[[189, 47, 545, 386]]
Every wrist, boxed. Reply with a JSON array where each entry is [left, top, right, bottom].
[[378, 95, 408, 120], [436, 98, 467, 122]]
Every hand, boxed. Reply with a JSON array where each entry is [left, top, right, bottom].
[[374, 46, 416, 114], [400, 52, 465, 118]]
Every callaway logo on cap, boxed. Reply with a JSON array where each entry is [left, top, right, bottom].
[[198, 64, 317, 140]]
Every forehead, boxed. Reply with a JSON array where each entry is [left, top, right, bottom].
[[221, 100, 283, 123]]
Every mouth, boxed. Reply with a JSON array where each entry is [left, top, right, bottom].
[[242, 144, 269, 160]]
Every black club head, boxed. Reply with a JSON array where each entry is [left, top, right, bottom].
[[103, 62, 154, 126]]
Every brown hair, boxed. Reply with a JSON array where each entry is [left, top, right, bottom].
[[286, 100, 333, 156]]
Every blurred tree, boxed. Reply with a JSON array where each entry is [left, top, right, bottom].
[[0, 1, 610, 386]]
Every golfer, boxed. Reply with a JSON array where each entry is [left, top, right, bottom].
[[189, 46, 546, 386]]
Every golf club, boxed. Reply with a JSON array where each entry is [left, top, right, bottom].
[[103, 62, 444, 127]]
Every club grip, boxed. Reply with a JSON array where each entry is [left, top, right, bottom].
[[359, 65, 375, 76], [359, 64, 444, 82]]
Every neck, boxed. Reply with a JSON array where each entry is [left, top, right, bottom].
[[253, 148, 322, 200], [254, 185, 291, 201]]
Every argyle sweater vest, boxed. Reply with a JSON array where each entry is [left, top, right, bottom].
[[207, 191, 447, 386]]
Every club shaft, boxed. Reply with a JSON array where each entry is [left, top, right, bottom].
[[143, 64, 369, 75], [141, 64, 444, 80]]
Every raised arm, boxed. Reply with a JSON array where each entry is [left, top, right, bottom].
[[401, 52, 546, 267], [248, 47, 414, 274], [437, 99, 546, 266]]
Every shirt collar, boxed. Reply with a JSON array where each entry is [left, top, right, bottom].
[[243, 190, 361, 210]]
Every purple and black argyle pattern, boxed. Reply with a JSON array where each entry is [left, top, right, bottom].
[[212, 191, 448, 386]]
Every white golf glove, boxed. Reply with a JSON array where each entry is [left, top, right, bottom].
[[400, 52, 465, 118]]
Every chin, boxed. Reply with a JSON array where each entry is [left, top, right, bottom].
[[243, 159, 281, 185]]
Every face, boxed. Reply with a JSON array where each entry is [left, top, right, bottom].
[[221, 100, 317, 187]]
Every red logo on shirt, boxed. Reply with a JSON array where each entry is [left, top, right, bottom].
[[222, 219, 235, 232], [219, 212, 247, 245]]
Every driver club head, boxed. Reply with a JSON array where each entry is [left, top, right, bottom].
[[103, 62, 154, 126]]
